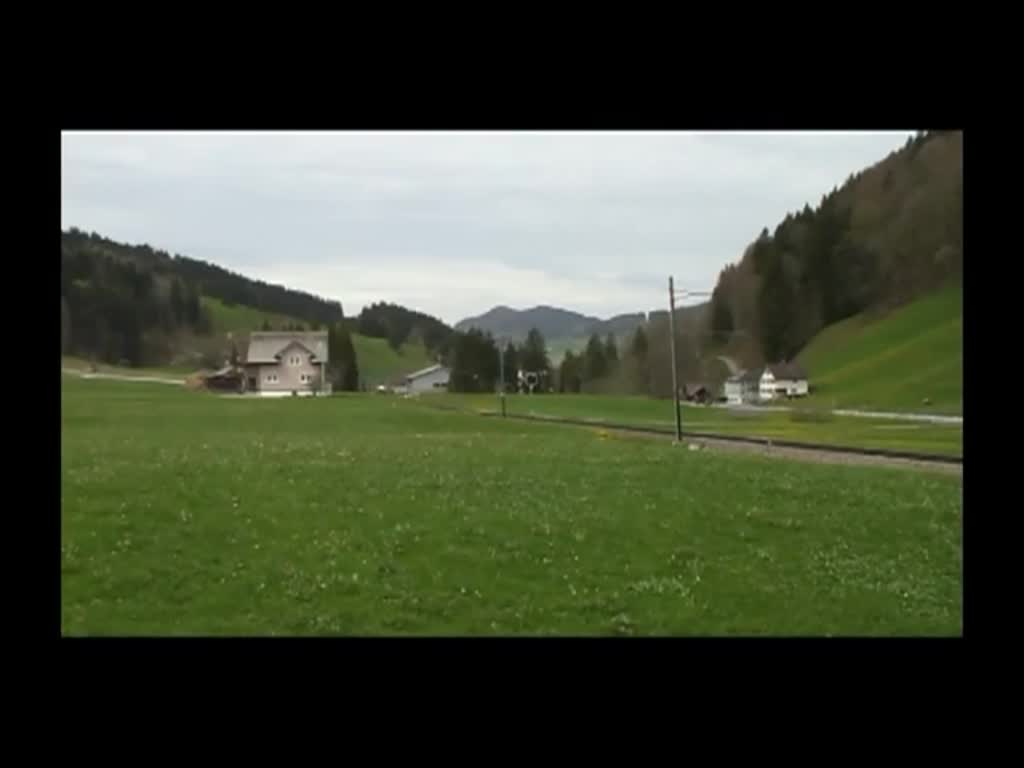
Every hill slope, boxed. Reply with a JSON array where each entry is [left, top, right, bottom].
[[456, 305, 600, 340], [797, 282, 962, 414], [707, 130, 962, 369], [352, 335, 434, 387], [62, 229, 447, 385]]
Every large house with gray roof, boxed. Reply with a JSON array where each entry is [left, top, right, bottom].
[[725, 361, 809, 404], [243, 331, 329, 396]]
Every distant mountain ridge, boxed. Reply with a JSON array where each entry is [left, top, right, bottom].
[[455, 305, 649, 343]]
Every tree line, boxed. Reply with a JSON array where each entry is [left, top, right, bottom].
[[63, 229, 345, 329], [61, 237, 212, 366], [445, 319, 707, 399], [445, 327, 551, 393], [356, 301, 453, 355]]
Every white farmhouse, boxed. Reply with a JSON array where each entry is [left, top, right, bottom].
[[724, 369, 762, 405], [758, 361, 809, 401]]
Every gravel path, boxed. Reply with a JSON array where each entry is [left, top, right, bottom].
[[61, 368, 185, 386], [710, 402, 961, 424]]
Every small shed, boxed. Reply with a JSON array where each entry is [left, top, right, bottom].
[[402, 364, 450, 394], [683, 381, 714, 404], [201, 365, 245, 392]]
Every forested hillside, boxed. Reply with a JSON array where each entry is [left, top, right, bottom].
[[61, 229, 347, 367], [707, 130, 962, 367], [356, 301, 453, 355], [63, 229, 344, 326]]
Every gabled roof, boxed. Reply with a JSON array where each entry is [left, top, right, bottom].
[[727, 368, 763, 384], [405, 363, 448, 381], [766, 361, 808, 380], [245, 331, 328, 364]]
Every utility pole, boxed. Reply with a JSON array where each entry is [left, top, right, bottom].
[[668, 276, 682, 442], [668, 278, 712, 443]]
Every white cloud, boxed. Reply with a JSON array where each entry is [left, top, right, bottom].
[[61, 130, 911, 324]]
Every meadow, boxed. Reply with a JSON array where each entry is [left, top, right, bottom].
[[432, 393, 963, 458], [61, 376, 961, 635], [797, 283, 962, 415]]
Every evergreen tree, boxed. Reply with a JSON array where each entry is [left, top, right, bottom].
[[710, 287, 734, 344], [338, 325, 359, 391], [628, 325, 650, 395], [604, 333, 619, 367], [502, 342, 520, 390], [170, 279, 184, 325], [583, 333, 608, 381], [559, 350, 582, 393], [521, 328, 550, 374], [326, 323, 360, 391], [757, 247, 797, 362], [449, 329, 500, 392], [630, 325, 648, 359], [184, 288, 200, 327], [121, 311, 143, 366]]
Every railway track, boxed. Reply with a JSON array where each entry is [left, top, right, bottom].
[[416, 400, 962, 468]]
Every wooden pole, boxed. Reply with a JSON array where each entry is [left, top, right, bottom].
[[669, 276, 682, 442]]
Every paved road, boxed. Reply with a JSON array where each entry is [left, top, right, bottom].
[[62, 368, 185, 386]]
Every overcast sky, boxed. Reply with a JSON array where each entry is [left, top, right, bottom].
[[61, 130, 911, 325]]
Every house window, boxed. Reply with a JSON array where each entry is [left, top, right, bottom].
[[289, 355, 302, 366], [265, 373, 278, 384], [300, 373, 313, 384]]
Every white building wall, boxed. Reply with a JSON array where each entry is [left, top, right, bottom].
[[759, 375, 809, 399], [407, 367, 450, 394]]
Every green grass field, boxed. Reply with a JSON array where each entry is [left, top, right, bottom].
[[430, 393, 963, 458], [61, 376, 961, 635], [797, 283, 962, 415]]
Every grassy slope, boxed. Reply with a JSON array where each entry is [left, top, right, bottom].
[[352, 335, 433, 387], [430, 393, 962, 458], [201, 297, 433, 385], [796, 284, 962, 415], [201, 297, 301, 334], [61, 375, 961, 635]]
